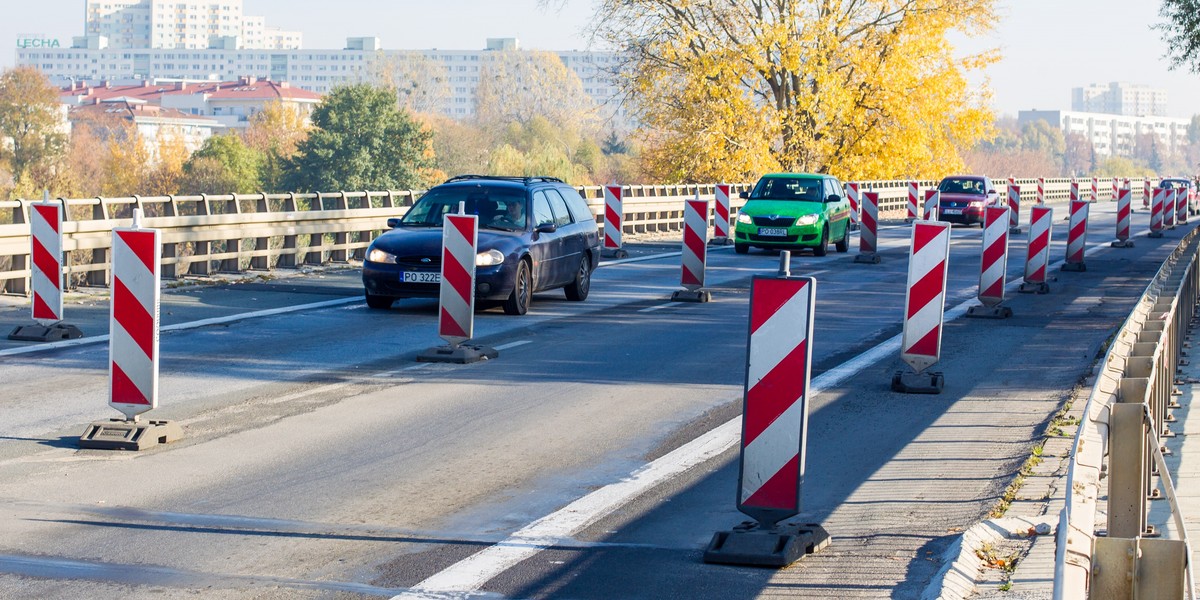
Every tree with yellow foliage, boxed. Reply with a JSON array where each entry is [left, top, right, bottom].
[[244, 100, 310, 192], [594, 0, 998, 182]]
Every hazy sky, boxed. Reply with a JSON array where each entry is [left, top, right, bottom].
[[3, 0, 1199, 118]]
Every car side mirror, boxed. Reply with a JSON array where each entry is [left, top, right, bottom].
[[386, 218, 401, 228], [536, 223, 557, 234], [987, 189, 997, 195], [739, 191, 749, 199], [826, 194, 842, 203]]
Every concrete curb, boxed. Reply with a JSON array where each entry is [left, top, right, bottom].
[[922, 517, 1057, 600]]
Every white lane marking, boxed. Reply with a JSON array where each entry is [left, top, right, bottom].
[[598, 251, 682, 267], [636, 303, 677, 313], [395, 224, 1154, 598], [493, 340, 532, 351]]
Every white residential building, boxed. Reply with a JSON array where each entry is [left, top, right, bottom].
[[1071, 82, 1169, 117], [83, 0, 301, 50], [1018, 109, 1190, 159]]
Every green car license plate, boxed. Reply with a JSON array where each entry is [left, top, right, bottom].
[[758, 227, 788, 237]]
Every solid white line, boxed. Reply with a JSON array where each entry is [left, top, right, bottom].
[[598, 251, 682, 268], [394, 226, 1153, 599], [636, 303, 677, 313], [493, 340, 532, 351]]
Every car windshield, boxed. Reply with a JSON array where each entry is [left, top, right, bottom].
[[401, 186, 527, 230], [938, 178, 986, 195], [1160, 180, 1192, 189], [749, 178, 823, 201]]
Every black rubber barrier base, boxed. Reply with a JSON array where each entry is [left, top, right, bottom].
[[416, 344, 499, 364], [892, 370, 945, 394], [1010, 227, 1023, 235], [601, 248, 629, 259], [8, 323, 84, 342], [1061, 262, 1087, 272], [853, 253, 881, 264], [966, 305, 1013, 319], [671, 289, 711, 303], [1018, 281, 1051, 294], [708, 237, 733, 246], [79, 419, 183, 451], [703, 521, 831, 567], [1111, 239, 1135, 248], [1149, 232, 1165, 238]]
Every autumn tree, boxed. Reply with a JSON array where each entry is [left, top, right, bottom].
[[1156, 0, 1200, 73], [180, 134, 263, 195], [0, 67, 68, 194], [1063, 132, 1096, 176], [243, 100, 310, 192], [368, 51, 454, 116], [285, 84, 433, 192], [145, 126, 189, 196], [100, 120, 151, 197], [594, 0, 998, 183]]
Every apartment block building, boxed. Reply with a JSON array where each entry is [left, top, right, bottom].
[[84, 0, 301, 50]]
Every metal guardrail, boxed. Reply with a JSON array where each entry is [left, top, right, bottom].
[[0, 177, 1154, 294], [1055, 226, 1199, 599]]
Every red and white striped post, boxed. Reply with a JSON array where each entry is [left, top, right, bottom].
[[1062, 200, 1089, 272], [845, 182, 861, 231], [1037, 178, 1046, 205], [1150, 188, 1165, 238], [1112, 184, 1133, 248], [1070, 180, 1080, 203], [704, 274, 829, 567], [854, 191, 881, 264], [906, 181, 919, 222], [672, 194, 711, 302], [923, 189, 940, 221], [714, 183, 732, 245], [1091, 177, 1098, 202], [1165, 189, 1177, 229], [417, 212, 498, 363], [1019, 206, 1054, 294], [1112, 178, 1120, 202], [8, 194, 84, 342], [967, 207, 1012, 319], [892, 221, 950, 394], [603, 184, 627, 258], [79, 210, 182, 450], [1007, 183, 1022, 234], [1144, 180, 1153, 209], [1176, 187, 1188, 225]]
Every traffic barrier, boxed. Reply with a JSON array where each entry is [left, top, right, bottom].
[[417, 212, 498, 363], [1177, 188, 1188, 225], [1166, 189, 1177, 229], [704, 273, 830, 567], [1019, 206, 1053, 294], [1038, 177, 1046, 205], [967, 206, 1012, 319], [1112, 184, 1133, 248], [845, 182, 860, 230], [1008, 184, 1022, 234], [1091, 177, 1099, 201], [79, 210, 182, 450], [1070, 180, 1080, 203], [906, 181, 919, 222], [923, 190, 940, 221], [603, 184, 627, 258], [892, 220, 950, 394], [1145, 180, 1153, 209], [672, 195, 711, 302], [713, 183, 732, 244], [1062, 200, 1089, 272], [854, 191, 881, 264], [1112, 178, 1120, 202], [1150, 188, 1165, 238], [8, 194, 83, 342]]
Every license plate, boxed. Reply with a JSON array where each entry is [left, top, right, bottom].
[[401, 271, 441, 283], [758, 227, 788, 236], [941, 208, 962, 215]]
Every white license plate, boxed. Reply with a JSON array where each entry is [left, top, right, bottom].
[[401, 271, 441, 283], [758, 227, 788, 236], [941, 208, 962, 215]]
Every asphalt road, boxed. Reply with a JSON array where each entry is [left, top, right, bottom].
[[0, 205, 1188, 599]]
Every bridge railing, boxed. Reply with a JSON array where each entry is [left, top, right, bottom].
[[1055, 226, 1198, 599], [0, 177, 1156, 294]]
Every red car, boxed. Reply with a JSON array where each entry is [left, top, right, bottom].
[[935, 175, 1001, 226]]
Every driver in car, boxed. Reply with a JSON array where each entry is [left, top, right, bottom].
[[494, 200, 526, 229]]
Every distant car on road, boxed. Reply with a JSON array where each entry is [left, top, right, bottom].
[[362, 175, 601, 315], [1158, 177, 1196, 215], [733, 173, 852, 256], [935, 175, 1001, 227]]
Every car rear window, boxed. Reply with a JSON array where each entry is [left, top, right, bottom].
[[938, 178, 985, 195], [402, 186, 525, 226], [558, 186, 596, 223], [750, 178, 823, 201]]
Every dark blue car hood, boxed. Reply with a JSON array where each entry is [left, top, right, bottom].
[[372, 226, 521, 255]]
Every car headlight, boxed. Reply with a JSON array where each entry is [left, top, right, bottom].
[[968, 201, 983, 208], [737, 213, 753, 224], [367, 248, 397, 264], [476, 249, 505, 267], [795, 214, 819, 226]]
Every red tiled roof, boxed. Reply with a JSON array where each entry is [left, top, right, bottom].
[[60, 78, 322, 103], [69, 100, 221, 124]]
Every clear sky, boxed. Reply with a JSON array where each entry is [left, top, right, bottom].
[[3, 0, 1199, 118]]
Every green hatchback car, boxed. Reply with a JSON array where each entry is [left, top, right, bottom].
[[734, 173, 853, 256]]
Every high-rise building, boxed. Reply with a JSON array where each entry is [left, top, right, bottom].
[[1018, 109, 1189, 160], [1071, 82, 1168, 117], [83, 0, 301, 50]]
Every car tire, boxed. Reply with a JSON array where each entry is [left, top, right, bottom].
[[564, 254, 591, 301], [835, 223, 849, 253], [365, 293, 393, 310], [503, 259, 532, 315], [813, 226, 828, 257], [734, 243, 749, 254]]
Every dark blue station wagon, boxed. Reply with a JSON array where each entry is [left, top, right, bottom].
[[362, 175, 602, 315]]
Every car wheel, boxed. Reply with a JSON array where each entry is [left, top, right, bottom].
[[813, 226, 829, 257], [564, 254, 591, 301], [835, 223, 849, 253], [734, 243, 749, 254], [365, 293, 393, 310], [503, 259, 532, 315]]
